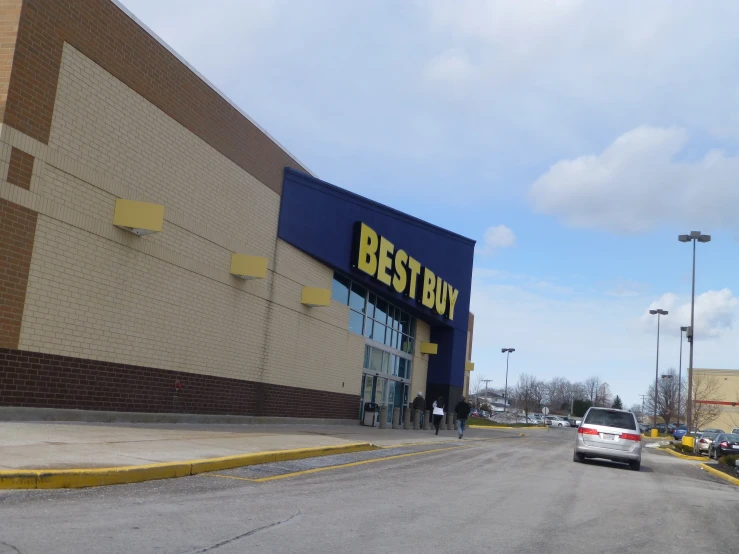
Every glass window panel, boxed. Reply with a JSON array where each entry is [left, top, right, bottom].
[[331, 274, 350, 304], [375, 298, 388, 324], [392, 330, 399, 350], [363, 345, 371, 368], [384, 325, 393, 346], [349, 283, 367, 313], [381, 352, 391, 374], [398, 358, 407, 379], [349, 310, 364, 335], [370, 348, 383, 373], [390, 354, 398, 376], [364, 319, 373, 339], [406, 360, 413, 381], [372, 323, 386, 343], [367, 294, 376, 319], [409, 318, 416, 338], [401, 335, 414, 355], [399, 312, 410, 335]]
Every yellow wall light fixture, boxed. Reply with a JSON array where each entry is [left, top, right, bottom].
[[113, 199, 164, 236], [420, 342, 438, 355], [465, 361, 475, 371], [301, 287, 331, 307], [229, 254, 268, 280]]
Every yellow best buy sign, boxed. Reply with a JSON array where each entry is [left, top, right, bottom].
[[352, 222, 459, 320]]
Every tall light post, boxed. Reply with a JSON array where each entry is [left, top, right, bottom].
[[679, 231, 711, 432], [501, 348, 515, 412], [678, 325, 688, 425], [649, 309, 668, 427]]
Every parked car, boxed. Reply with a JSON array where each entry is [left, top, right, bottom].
[[702, 428, 725, 434], [708, 433, 739, 460], [573, 407, 642, 471], [733, 428, 739, 435], [673, 425, 688, 440], [545, 416, 571, 427], [693, 431, 720, 456]]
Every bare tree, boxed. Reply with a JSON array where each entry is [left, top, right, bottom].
[[584, 377, 600, 404], [547, 377, 571, 411], [691, 373, 724, 431], [629, 403, 643, 420], [514, 374, 540, 421], [595, 382, 612, 407], [644, 367, 681, 428]]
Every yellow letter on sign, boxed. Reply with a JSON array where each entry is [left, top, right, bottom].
[[356, 223, 378, 277], [376, 236, 394, 286], [421, 267, 436, 309], [392, 249, 408, 294]]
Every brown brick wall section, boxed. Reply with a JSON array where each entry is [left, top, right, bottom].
[[0, 198, 36, 349], [3, 0, 305, 195], [6, 146, 33, 190], [0, 1, 23, 123], [0, 348, 360, 419]]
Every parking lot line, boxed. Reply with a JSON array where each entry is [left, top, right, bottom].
[[206, 445, 471, 483]]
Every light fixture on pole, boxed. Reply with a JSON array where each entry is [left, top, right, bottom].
[[678, 231, 710, 433], [501, 348, 515, 412], [649, 309, 668, 428], [679, 325, 688, 425]]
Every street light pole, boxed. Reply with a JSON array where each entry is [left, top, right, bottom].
[[649, 309, 668, 428], [678, 326, 688, 425], [679, 231, 711, 433], [501, 348, 515, 412]]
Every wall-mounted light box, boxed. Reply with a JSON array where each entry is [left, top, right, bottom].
[[301, 287, 331, 307], [113, 199, 164, 236], [230, 254, 268, 280], [420, 342, 438, 355]]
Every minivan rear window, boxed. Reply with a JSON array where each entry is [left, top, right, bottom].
[[583, 409, 636, 430]]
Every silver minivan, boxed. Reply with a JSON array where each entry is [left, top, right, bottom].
[[573, 407, 642, 471]]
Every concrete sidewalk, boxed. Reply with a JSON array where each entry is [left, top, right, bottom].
[[0, 421, 491, 470]]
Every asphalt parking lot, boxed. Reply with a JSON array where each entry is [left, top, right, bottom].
[[0, 427, 737, 554]]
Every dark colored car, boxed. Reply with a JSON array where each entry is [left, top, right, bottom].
[[708, 433, 739, 459]]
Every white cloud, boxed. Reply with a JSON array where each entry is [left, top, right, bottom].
[[478, 225, 516, 254], [528, 125, 739, 233], [423, 49, 477, 85], [639, 289, 739, 339]]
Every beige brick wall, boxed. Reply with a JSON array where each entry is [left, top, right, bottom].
[[693, 369, 739, 432], [1, 43, 366, 396], [410, 320, 430, 399]]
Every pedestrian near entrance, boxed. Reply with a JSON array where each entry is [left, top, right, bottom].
[[412, 392, 425, 427], [432, 397, 445, 435], [455, 396, 471, 439]]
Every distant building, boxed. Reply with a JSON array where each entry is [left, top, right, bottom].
[[692, 369, 739, 432]]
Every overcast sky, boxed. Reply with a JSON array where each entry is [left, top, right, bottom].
[[118, 0, 739, 407]]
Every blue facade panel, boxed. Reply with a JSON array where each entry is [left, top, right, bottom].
[[278, 169, 475, 390]]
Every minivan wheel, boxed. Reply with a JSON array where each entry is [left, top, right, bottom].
[[573, 452, 584, 463], [629, 460, 641, 471]]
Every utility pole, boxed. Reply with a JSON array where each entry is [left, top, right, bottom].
[[639, 394, 648, 423], [482, 379, 493, 408]]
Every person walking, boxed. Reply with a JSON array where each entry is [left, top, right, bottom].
[[412, 391, 425, 427], [455, 396, 471, 439], [432, 396, 445, 435]]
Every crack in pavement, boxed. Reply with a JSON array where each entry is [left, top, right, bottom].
[[183, 511, 301, 553], [0, 542, 22, 554]]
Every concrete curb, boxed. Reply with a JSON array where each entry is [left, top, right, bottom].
[[467, 425, 547, 430], [663, 448, 705, 461], [0, 442, 377, 490], [700, 463, 739, 486]]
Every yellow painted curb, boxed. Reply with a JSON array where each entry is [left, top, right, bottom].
[[664, 448, 705, 461], [700, 463, 739, 486], [0, 442, 377, 490]]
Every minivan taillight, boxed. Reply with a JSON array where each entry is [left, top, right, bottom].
[[620, 433, 641, 442], [578, 427, 598, 435]]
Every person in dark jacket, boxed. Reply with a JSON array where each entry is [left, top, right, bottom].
[[432, 397, 445, 435], [455, 396, 472, 439], [412, 392, 426, 426]]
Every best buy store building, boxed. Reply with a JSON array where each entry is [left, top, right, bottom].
[[0, 0, 475, 423]]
